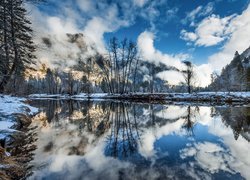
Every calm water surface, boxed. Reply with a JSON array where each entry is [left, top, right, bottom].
[[28, 100, 250, 180]]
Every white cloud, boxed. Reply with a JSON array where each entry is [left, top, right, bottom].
[[138, 31, 212, 86], [165, 7, 179, 22], [181, 14, 236, 47], [157, 70, 184, 85], [137, 31, 185, 67], [137, 31, 186, 85], [133, 0, 148, 7], [208, 5, 250, 71], [194, 64, 213, 87], [201, 2, 214, 17], [139, 0, 170, 31], [180, 30, 197, 42], [83, 17, 110, 54], [182, 2, 214, 26], [181, 3, 250, 73], [76, 0, 94, 12], [185, 6, 203, 23], [28, 2, 132, 69]]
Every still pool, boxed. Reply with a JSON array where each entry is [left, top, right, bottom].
[[28, 100, 250, 180]]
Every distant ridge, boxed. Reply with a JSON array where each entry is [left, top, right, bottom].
[[210, 46, 250, 91]]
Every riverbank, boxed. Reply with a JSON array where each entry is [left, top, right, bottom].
[[0, 95, 38, 179], [29, 92, 250, 103]]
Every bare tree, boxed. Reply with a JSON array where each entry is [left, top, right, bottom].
[[96, 37, 138, 94]]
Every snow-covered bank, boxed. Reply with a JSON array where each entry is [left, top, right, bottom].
[[0, 95, 38, 133], [165, 92, 250, 102], [0, 95, 38, 116], [0, 95, 39, 179], [29, 93, 109, 99], [29, 92, 250, 103]]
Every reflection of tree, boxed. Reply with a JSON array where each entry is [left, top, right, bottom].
[[106, 103, 140, 159], [217, 107, 250, 141], [32, 100, 112, 156], [79, 101, 111, 136], [182, 106, 199, 136], [32, 100, 208, 161], [37, 100, 61, 123]]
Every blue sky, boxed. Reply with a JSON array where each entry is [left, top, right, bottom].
[[31, 0, 250, 86]]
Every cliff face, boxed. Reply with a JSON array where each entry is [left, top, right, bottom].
[[210, 46, 250, 91]]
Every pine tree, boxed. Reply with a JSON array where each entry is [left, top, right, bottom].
[[245, 67, 250, 91], [0, 0, 36, 93]]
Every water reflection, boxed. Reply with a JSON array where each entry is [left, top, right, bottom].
[[29, 100, 250, 180]]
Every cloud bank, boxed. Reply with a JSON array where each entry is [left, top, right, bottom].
[[27, 1, 250, 87]]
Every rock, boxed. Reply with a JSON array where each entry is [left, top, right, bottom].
[[19, 106, 31, 114], [12, 113, 32, 129], [5, 131, 26, 147]]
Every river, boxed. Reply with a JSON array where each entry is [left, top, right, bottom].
[[28, 100, 250, 180]]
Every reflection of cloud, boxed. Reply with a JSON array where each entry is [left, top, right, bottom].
[[139, 118, 185, 158], [180, 142, 235, 174], [207, 116, 250, 179], [50, 155, 82, 172], [84, 139, 133, 179], [195, 107, 212, 126], [29, 103, 250, 179], [179, 108, 250, 180], [155, 105, 187, 120]]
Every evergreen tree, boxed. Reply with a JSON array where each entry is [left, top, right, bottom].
[[245, 67, 250, 91], [181, 61, 195, 94], [0, 0, 36, 92]]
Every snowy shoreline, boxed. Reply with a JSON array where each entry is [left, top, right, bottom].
[[0, 95, 39, 134], [0, 95, 39, 179], [28, 92, 250, 103]]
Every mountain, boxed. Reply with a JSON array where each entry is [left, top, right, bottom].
[[210, 46, 250, 91]]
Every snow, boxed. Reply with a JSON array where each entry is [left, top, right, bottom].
[[71, 93, 109, 99], [0, 95, 38, 115], [0, 94, 39, 139], [29, 93, 109, 99], [28, 92, 250, 102], [0, 121, 14, 131], [28, 94, 69, 99], [163, 92, 250, 102]]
